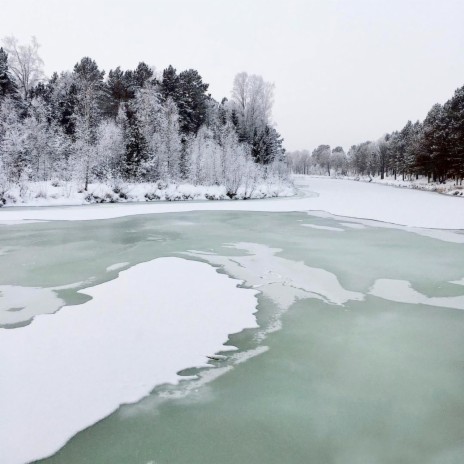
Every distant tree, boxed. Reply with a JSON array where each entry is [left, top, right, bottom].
[[377, 136, 390, 179], [446, 86, 464, 182], [331, 146, 347, 175], [422, 104, 450, 182], [312, 144, 332, 175]]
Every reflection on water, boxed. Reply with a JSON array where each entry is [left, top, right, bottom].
[[1, 210, 464, 464]]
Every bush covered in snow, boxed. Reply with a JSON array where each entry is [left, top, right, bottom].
[[0, 179, 295, 207]]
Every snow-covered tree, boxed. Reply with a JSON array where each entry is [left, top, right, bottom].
[[231, 73, 274, 142], [72, 57, 106, 189], [0, 97, 26, 182], [155, 97, 182, 181], [312, 145, 332, 176], [0, 47, 18, 98], [187, 126, 221, 185], [93, 120, 125, 182], [2, 36, 44, 101], [22, 97, 52, 181]]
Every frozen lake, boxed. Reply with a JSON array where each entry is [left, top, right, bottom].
[[1, 177, 464, 464]]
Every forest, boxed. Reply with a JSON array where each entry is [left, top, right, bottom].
[[290, 84, 464, 185], [0, 37, 289, 205]]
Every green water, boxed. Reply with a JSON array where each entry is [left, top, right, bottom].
[[1, 210, 464, 463]]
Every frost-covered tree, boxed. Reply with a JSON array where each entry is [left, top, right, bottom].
[[132, 85, 163, 180], [155, 97, 182, 181], [22, 97, 53, 181], [187, 126, 220, 185], [2, 36, 44, 101], [312, 145, 332, 176], [93, 119, 125, 182], [0, 97, 26, 182], [72, 58, 106, 189], [331, 146, 347, 175], [231, 72, 274, 146]]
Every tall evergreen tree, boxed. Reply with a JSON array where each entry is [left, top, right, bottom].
[[176, 69, 210, 135], [0, 48, 18, 98], [160, 65, 179, 101], [447, 86, 464, 181]]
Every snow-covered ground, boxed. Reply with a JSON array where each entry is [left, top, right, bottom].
[[334, 174, 464, 196], [0, 258, 258, 464], [0, 180, 295, 207], [0, 175, 463, 229]]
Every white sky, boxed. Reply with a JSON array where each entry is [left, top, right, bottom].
[[1, 0, 463, 152]]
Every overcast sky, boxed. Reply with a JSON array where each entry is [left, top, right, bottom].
[[1, 0, 463, 152]]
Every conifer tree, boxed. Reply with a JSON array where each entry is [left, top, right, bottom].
[[0, 48, 18, 98]]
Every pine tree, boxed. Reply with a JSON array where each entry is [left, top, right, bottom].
[[446, 86, 464, 182], [105, 67, 129, 118], [176, 69, 210, 135], [160, 65, 179, 101], [422, 104, 450, 182], [0, 48, 18, 98]]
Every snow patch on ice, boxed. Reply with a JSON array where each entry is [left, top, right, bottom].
[[369, 279, 464, 310], [0, 257, 258, 464], [0, 285, 64, 326]]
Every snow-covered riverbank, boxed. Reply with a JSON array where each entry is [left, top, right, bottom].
[[0, 175, 463, 229], [328, 174, 464, 196], [0, 180, 295, 207]]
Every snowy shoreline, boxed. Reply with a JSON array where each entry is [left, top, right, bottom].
[[0, 176, 463, 230], [0, 180, 295, 208], [314, 174, 464, 197]]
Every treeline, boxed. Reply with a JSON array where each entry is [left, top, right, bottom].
[[0, 37, 288, 198], [290, 84, 464, 184]]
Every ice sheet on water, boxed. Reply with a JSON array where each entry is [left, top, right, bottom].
[[0, 257, 259, 464]]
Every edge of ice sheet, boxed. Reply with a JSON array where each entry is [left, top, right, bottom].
[[0, 176, 463, 230], [0, 257, 258, 464]]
